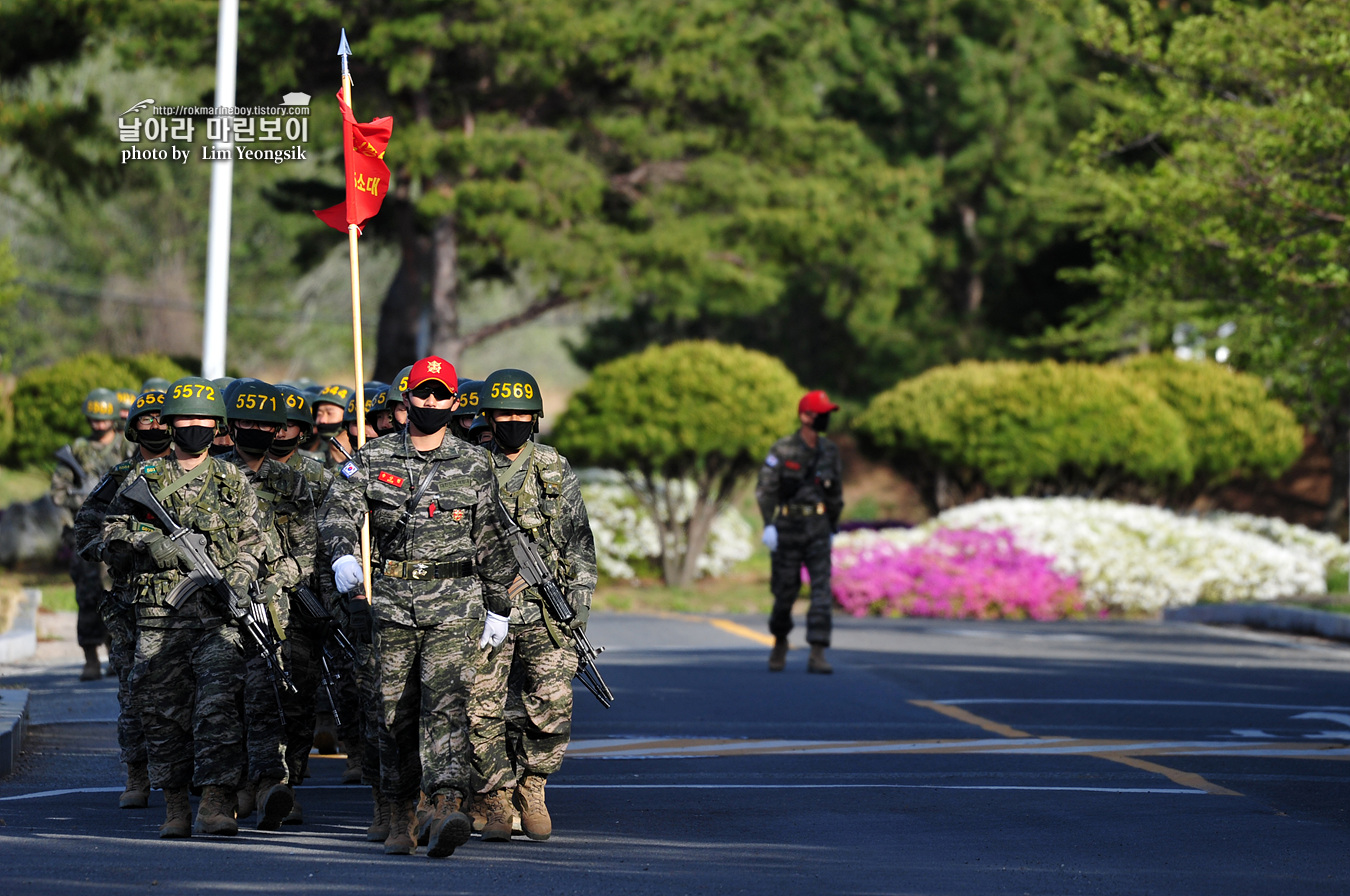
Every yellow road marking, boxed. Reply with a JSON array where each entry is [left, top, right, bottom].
[[910, 700, 1033, 739], [909, 700, 1244, 796], [708, 618, 776, 646]]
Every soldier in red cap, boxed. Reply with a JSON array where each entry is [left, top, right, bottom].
[[754, 390, 845, 674], [320, 355, 518, 859]]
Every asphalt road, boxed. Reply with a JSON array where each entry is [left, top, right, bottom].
[[4, 613, 1350, 895]]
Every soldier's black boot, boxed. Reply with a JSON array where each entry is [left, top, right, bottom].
[[768, 637, 788, 672], [80, 645, 102, 681]]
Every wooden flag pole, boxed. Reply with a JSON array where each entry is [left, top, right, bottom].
[[339, 29, 374, 602]]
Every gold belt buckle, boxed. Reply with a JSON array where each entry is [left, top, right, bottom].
[[815, 503, 826, 515]]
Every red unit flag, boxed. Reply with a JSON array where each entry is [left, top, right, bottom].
[[314, 90, 393, 233]]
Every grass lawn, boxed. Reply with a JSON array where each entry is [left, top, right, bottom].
[[0, 466, 52, 507]]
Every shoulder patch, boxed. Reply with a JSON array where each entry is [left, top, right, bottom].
[[142, 464, 159, 477], [764, 455, 779, 468], [341, 460, 359, 479], [377, 470, 405, 488]]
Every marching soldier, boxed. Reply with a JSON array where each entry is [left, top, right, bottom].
[[101, 377, 268, 838], [756, 390, 845, 674], [467, 368, 597, 841], [219, 379, 308, 830], [52, 387, 127, 681], [312, 384, 355, 468], [72, 389, 171, 808], [320, 355, 518, 858]]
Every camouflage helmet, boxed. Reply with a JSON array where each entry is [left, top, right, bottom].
[[452, 379, 483, 418], [162, 377, 228, 420], [313, 383, 353, 410], [225, 378, 286, 427], [393, 364, 415, 398], [140, 376, 171, 394], [364, 382, 391, 416], [276, 384, 315, 430], [480, 368, 544, 415], [82, 388, 120, 421], [115, 389, 137, 411], [124, 390, 166, 442]]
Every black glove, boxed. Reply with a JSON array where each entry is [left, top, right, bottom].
[[348, 597, 374, 644]]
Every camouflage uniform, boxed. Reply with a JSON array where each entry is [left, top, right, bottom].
[[319, 430, 517, 805], [755, 432, 844, 646], [102, 455, 268, 791], [468, 441, 596, 794], [52, 436, 126, 647], [72, 458, 144, 768], [219, 451, 305, 788]]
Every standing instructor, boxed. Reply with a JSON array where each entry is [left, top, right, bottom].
[[755, 390, 845, 674]]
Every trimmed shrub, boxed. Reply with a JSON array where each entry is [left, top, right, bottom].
[[1122, 355, 1302, 486], [6, 352, 189, 467], [857, 360, 1194, 508]]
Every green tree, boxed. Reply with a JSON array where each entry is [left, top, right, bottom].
[[1045, 0, 1350, 523], [553, 341, 802, 587]]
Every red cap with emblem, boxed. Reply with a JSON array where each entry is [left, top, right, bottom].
[[406, 356, 458, 393], [798, 390, 839, 415]]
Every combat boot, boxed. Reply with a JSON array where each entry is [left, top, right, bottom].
[[341, 743, 363, 785], [193, 785, 239, 836], [768, 637, 788, 672], [236, 782, 256, 818], [159, 787, 192, 839], [480, 789, 514, 842], [384, 796, 419, 855], [366, 786, 392, 842], [415, 792, 433, 845], [256, 777, 294, 831], [120, 760, 150, 809], [425, 790, 472, 858], [807, 644, 833, 674], [514, 774, 552, 841], [465, 790, 485, 832], [80, 645, 102, 681]]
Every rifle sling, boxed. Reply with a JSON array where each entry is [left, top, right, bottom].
[[155, 459, 211, 504]]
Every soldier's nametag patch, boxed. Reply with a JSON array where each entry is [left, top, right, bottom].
[[377, 471, 405, 487], [784, 460, 801, 471], [764, 455, 778, 467], [451, 508, 465, 521], [340, 461, 359, 479]]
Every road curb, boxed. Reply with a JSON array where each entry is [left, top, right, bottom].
[[0, 588, 41, 665], [0, 687, 29, 776], [1164, 602, 1350, 643]]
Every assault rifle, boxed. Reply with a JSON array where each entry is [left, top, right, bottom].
[[54, 445, 96, 501], [293, 583, 358, 726], [120, 476, 297, 695], [496, 500, 614, 708]]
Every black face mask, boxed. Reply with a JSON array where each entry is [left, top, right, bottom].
[[492, 419, 534, 452], [811, 412, 832, 433], [407, 403, 455, 435], [137, 429, 173, 453], [232, 427, 275, 457], [173, 425, 217, 457], [316, 421, 343, 439], [268, 432, 302, 456]]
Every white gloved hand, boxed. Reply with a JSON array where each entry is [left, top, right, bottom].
[[761, 524, 779, 553], [479, 611, 510, 650], [333, 554, 364, 593]]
